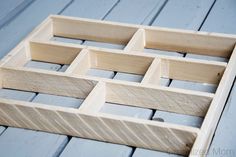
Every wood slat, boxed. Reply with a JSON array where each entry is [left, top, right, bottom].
[[0, 98, 199, 156], [105, 81, 213, 117], [0, 67, 97, 99]]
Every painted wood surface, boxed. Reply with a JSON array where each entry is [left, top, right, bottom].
[[0, 0, 72, 58], [0, 0, 33, 28]]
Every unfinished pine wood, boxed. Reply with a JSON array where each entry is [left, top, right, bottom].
[[141, 58, 162, 84], [0, 67, 97, 99], [189, 45, 236, 157], [105, 80, 213, 117], [124, 28, 145, 52], [29, 40, 81, 64], [0, 15, 236, 157], [160, 58, 226, 84], [0, 97, 199, 155], [52, 15, 138, 45]]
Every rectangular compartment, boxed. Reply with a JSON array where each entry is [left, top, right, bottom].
[[1, 41, 82, 72], [68, 49, 154, 82]]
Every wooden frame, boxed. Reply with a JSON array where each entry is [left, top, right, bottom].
[[0, 15, 236, 156]]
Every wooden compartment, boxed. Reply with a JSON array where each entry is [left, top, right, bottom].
[[0, 15, 236, 157]]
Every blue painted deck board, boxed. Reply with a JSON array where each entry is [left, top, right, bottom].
[[25, 61, 61, 71], [61, 0, 119, 19], [170, 80, 217, 93], [0, 127, 5, 134], [201, 0, 236, 34], [0, 0, 72, 58], [133, 148, 183, 157], [200, 0, 236, 155], [0, 127, 68, 157], [113, 72, 143, 83], [59, 138, 133, 157], [152, 0, 215, 30], [101, 102, 153, 119], [144, 48, 184, 57], [83, 41, 125, 49], [185, 53, 228, 62], [153, 110, 203, 128], [33, 94, 84, 108], [104, 0, 166, 24], [86, 69, 115, 79], [0, 0, 34, 28], [0, 89, 36, 101]]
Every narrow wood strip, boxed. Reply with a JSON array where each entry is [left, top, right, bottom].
[[105, 81, 214, 117], [0, 42, 29, 67], [65, 49, 91, 74], [29, 40, 82, 64], [79, 82, 106, 113], [90, 50, 154, 75], [145, 28, 236, 58], [190, 45, 236, 157], [161, 58, 226, 84], [124, 28, 145, 52], [51, 15, 138, 45], [0, 67, 97, 99], [0, 98, 199, 155], [141, 58, 161, 84]]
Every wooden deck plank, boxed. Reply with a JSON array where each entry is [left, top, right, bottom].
[[33, 94, 84, 108], [25, 61, 61, 71], [62, 0, 119, 19], [86, 69, 115, 79], [0, 0, 72, 58], [100, 103, 153, 119], [0, 127, 68, 157], [0, 127, 5, 134], [201, 0, 236, 34], [59, 138, 133, 157], [0, 89, 36, 101], [104, 0, 166, 24], [0, 0, 34, 28], [152, 0, 215, 30], [153, 110, 203, 128], [113, 72, 143, 83], [133, 148, 183, 157]]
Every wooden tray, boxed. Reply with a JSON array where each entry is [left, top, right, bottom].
[[0, 15, 236, 156]]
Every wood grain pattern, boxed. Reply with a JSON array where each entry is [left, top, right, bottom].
[[0, 15, 236, 157], [0, 98, 198, 156], [105, 81, 213, 117]]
